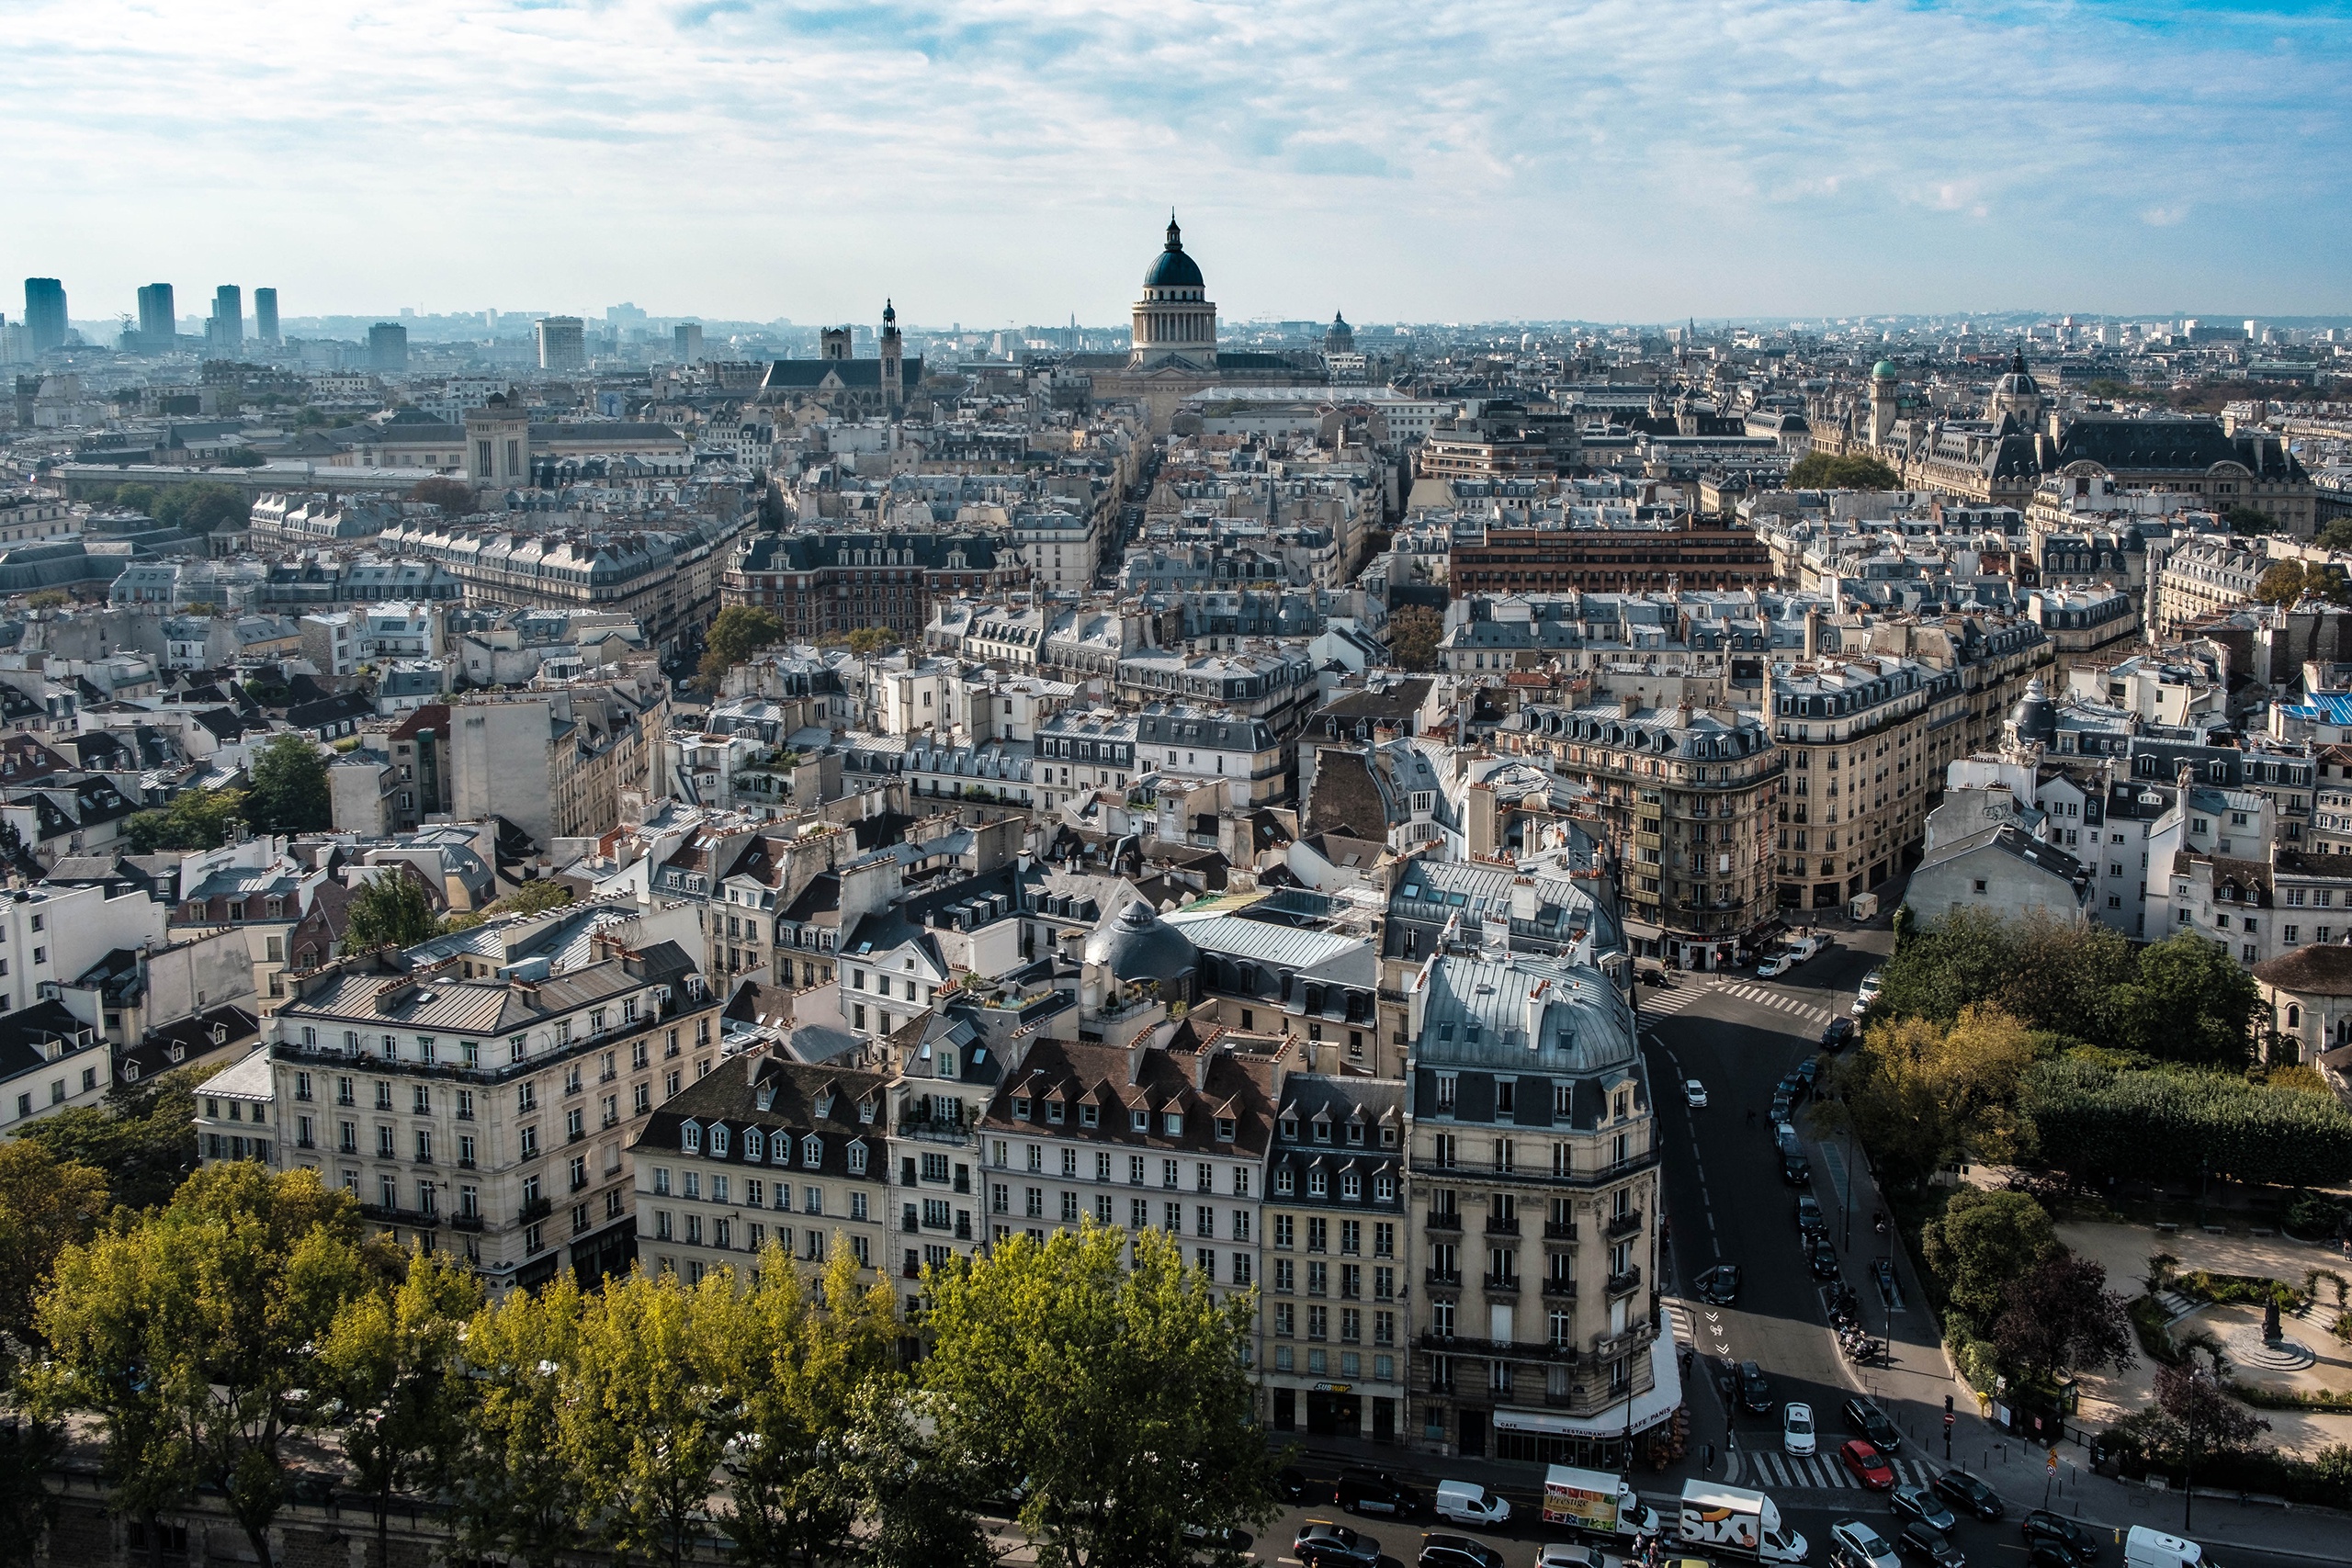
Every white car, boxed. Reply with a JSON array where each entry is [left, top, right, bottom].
[[1684, 1078, 1709, 1109], [1853, 968, 1884, 1015], [1782, 1400, 1817, 1457], [1539, 1548, 1604, 1568]]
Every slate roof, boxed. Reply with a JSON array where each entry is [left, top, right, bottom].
[[2252, 943, 2352, 998]]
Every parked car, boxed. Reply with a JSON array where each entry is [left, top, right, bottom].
[[1796, 1194, 1827, 1235], [1822, 1017, 1856, 1050], [2026, 1544, 2086, 1568], [1685, 1078, 1710, 1108], [1808, 1235, 1842, 1279], [1855, 968, 1884, 1013], [1844, 1395, 1903, 1453], [1840, 1438, 1896, 1490], [1783, 1401, 1818, 1457], [1898, 1524, 1966, 1568], [1419, 1535, 1506, 1568], [2021, 1511, 2100, 1560], [1795, 1057, 1822, 1089], [1778, 1071, 1807, 1103], [1770, 1091, 1795, 1122], [1931, 1469, 2005, 1521], [1758, 953, 1795, 977], [1539, 1549, 1605, 1568], [1890, 1485, 1957, 1534], [1695, 1264, 1742, 1304], [1336, 1469, 1419, 1517], [1737, 1359, 1773, 1413], [1433, 1479, 1510, 1526], [1295, 1521, 1382, 1568], [1830, 1518, 1901, 1568], [1783, 1152, 1814, 1187]]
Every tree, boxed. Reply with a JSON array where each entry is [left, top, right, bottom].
[[2318, 517, 2352, 553], [2117, 931, 2258, 1066], [1788, 451, 1902, 490], [321, 1248, 481, 1568], [922, 1224, 1275, 1568], [152, 480, 250, 536], [110, 483, 159, 516], [406, 477, 476, 512], [558, 1266, 737, 1568], [846, 626, 896, 657], [341, 872, 441, 954], [1826, 1006, 2043, 1187], [33, 1166, 384, 1568], [1991, 1250, 2136, 1386], [2226, 503, 2280, 537], [848, 1380, 994, 1568], [451, 1278, 592, 1568], [1385, 604, 1443, 671], [245, 734, 332, 835], [0, 1143, 109, 1359], [2149, 1360, 2268, 1529], [214, 448, 266, 468], [698, 605, 786, 690], [714, 1245, 900, 1566], [20, 1061, 229, 1213], [2253, 558, 2352, 607], [123, 786, 247, 853], [1872, 908, 2132, 1044], [22, 591, 66, 611], [1920, 1188, 2055, 1338]]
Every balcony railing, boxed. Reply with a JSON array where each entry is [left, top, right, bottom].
[[450, 1213, 485, 1232], [1606, 1209, 1644, 1238], [1605, 1265, 1643, 1296], [1484, 1214, 1521, 1235], [1425, 1210, 1463, 1231], [1482, 1273, 1521, 1294], [1542, 1277, 1578, 1299], [516, 1196, 553, 1224], [1425, 1269, 1463, 1289], [1591, 1319, 1658, 1360], [1416, 1330, 1578, 1364], [1544, 1221, 1579, 1241], [359, 1203, 440, 1229]]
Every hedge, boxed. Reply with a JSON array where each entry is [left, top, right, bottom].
[[2019, 1060, 2352, 1187]]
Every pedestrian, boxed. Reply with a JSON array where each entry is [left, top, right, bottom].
[[1703, 1440, 1716, 1472]]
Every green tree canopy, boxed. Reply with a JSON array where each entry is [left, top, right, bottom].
[[406, 477, 476, 512], [1385, 604, 1443, 671], [451, 1277, 592, 1568], [245, 734, 332, 836], [153, 481, 250, 535], [20, 1061, 229, 1213], [846, 625, 897, 657], [0, 1142, 108, 1360], [341, 872, 442, 954], [32, 1166, 388, 1568], [2318, 517, 2352, 553], [2116, 931, 2258, 1066], [922, 1223, 1276, 1568], [1921, 1187, 2056, 1339], [1827, 1006, 2044, 1187], [2254, 559, 2352, 605], [1788, 451, 1902, 490], [2226, 504, 2280, 537], [698, 605, 786, 690], [123, 786, 248, 854], [1990, 1250, 2136, 1387]]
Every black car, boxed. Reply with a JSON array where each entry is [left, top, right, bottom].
[[1778, 1071, 1807, 1103], [1843, 1396, 1902, 1453], [1931, 1468, 2004, 1520], [1419, 1535, 1506, 1568], [1808, 1236, 1841, 1278], [1770, 1092, 1795, 1122], [2021, 1512, 2099, 1560], [1275, 1465, 1314, 1504], [2026, 1544, 2086, 1568], [1796, 1194, 1827, 1235], [1898, 1524, 1965, 1568], [1696, 1264, 1742, 1305], [1890, 1485, 1956, 1534], [1335, 1468, 1419, 1517], [1295, 1521, 1382, 1568], [1737, 1359, 1773, 1413], [1639, 968, 1672, 987], [1822, 1016, 1856, 1050], [1783, 1152, 1814, 1187], [1795, 1057, 1822, 1089]]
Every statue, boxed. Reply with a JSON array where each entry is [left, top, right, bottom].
[[2264, 1294, 2283, 1343]]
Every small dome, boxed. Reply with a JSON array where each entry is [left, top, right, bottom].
[[1871, 359, 1898, 379], [1144, 216, 1204, 290], [1083, 900, 1198, 984], [2008, 675, 2057, 745]]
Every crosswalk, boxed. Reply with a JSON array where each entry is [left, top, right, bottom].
[[1714, 981, 1838, 1025], [1743, 1448, 1936, 1492], [1634, 979, 1725, 1018]]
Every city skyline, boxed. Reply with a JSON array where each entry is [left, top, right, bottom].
[[7, 0, 2349, 324]]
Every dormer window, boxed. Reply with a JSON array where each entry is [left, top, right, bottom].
[[1341, 1171, 1362, 1201], [682, 1122, 703, 1154], [858, 1099, 875, 1123], [1131, 1110, 1149, 1133], [1162, 1111, 1183, 1135], [1275, 1167, 1295, 1196], [1381, 1125, 1398, 1147], [1281, 1117, 1300, 1140], [1012, 1097, 1032, 1120], [802, 1134, 822, 1168], [1307, 1168, 1328, 1198], [1215, 1117, 1236, 1143], [1079, 1102, 1099, 1127], [744, 1128, 764, 1162], [1374, 1171, 1396, 1201], [1047, 1100, 1065, 1124], [710, 1125, 730, 1158], [1312, 1120, 1331, 1144], [1614, 1090, 1631, 1122], [937, 1049, 957, 1079]]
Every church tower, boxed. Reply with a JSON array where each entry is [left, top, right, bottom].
[[1868, 360, 1899, 447], [1129, 214, 1218, 371], [880, 299, 903, 414]]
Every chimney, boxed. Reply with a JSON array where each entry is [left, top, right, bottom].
[[1804, 606, 1821, 662], [1510, 877, 1537, 922]]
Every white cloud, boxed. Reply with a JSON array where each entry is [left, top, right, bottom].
[[2, 0, 2346, 321]]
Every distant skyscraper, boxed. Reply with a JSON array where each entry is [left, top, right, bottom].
[[136, 283, 175, 350], [209, 285, 243, 353], [673, 322, 705, 365], [254, 288, 279, 345], [22, 279, 66, 354], [536, 316, 585, 371], [368, 321, 409, 373]]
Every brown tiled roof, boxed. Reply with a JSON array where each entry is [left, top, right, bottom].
[[2252, 943, 2352, 998]]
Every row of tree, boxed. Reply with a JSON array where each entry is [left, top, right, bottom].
[[124, 734, 334, 853], [695, 607, 897, 693], [0, 1156, 1273, 1568], [77, 481, 250, 536], [1919, 1186, 2135, 1394]]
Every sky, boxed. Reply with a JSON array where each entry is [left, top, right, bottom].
[[7, 0, 2351, 329]]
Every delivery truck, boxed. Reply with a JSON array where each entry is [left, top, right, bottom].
[[1542, 1466, 1663, 1540], [1677, 1481, 1808, 1563]]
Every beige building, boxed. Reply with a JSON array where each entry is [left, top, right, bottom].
[[198, 938, 718, 1293], [1766, 649, 1959, 909], [447, 679, 668, 849], [1402, 953, 1674, 1464]]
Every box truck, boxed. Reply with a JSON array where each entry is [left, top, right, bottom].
[[1677, 1482, 1808, 1563], [1542, 1466, 1663, 1539]]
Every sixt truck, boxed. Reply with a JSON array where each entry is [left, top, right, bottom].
[[1677, 1481, 1808, 1563], [1542, 1466, 1664, 1540]]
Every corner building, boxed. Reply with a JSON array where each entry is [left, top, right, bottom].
[[1403, 953, 1676, 1463]]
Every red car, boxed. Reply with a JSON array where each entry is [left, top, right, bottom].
[[1840, 1438, 1895, 1490]]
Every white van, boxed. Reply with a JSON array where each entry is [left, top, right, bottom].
[[1434, 1478, 1512, 1526], [1829, 1518, 1900, 1568], [2124, 1527, 2205, 1568]]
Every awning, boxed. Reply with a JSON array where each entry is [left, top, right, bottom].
[[1491, 1326, 1684, 1438]]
